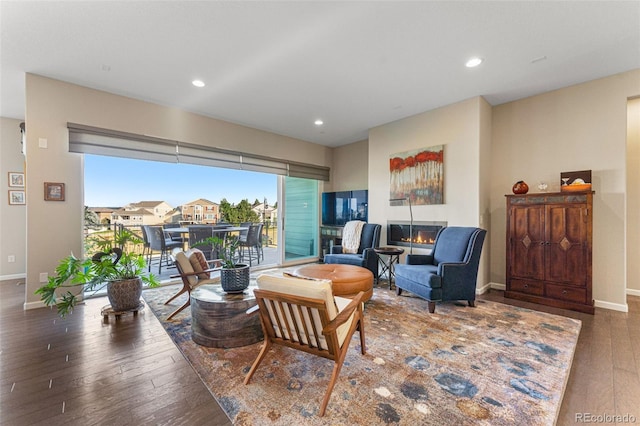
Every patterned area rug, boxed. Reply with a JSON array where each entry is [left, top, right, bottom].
[[143, 275, 581, 425]]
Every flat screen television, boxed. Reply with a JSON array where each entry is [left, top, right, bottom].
[[322, 190, 368, 226]]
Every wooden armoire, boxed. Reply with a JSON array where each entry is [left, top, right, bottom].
[[505, 191, 594, 314]]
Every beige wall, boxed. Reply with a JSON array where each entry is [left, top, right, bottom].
[[491, 69, 640, 310], [368, 96, 491, 288], [327, 139, 368, 193], [14, 69, 640, 310], [0, 117, 26, 279], [627, 97, 640, 294], [23, 74, 332, 307]]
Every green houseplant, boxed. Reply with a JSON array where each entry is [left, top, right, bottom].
[[195, 235, 250, 293], [36, 227, 159, 317]]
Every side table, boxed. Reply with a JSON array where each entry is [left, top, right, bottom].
[[190, 284, 263, 348], [374, 247, 404, 289]]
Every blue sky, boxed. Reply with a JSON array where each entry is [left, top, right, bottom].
[[84, 155, 277, 208]]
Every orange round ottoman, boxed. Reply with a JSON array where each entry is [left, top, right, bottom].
[[290, 264, 374, 302]]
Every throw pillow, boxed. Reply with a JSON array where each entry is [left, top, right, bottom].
[[188, 249, 210, 280]]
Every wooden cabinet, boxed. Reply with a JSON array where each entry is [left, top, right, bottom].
[[505, 191, 594, 314]]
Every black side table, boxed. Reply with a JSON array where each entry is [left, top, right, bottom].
[[374, 247, 404, 289]]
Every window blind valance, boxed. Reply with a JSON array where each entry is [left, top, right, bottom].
[[67, 123, 330, 181]]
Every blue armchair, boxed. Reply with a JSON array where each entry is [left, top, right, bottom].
[[323, 223, 381, 280], [394, 226, 486, 313]]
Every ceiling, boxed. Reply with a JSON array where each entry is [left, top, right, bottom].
[[1, 1, 639, 147]]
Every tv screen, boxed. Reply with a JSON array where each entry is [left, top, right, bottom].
[[322, 190, 368, 226]]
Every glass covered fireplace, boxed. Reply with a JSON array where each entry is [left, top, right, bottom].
[[387, 221, 447, 249]]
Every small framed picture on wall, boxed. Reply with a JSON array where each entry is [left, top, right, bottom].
[[9, 190, 25, 205], [44, 182, 65, 201], [8, 172, 24, 188]]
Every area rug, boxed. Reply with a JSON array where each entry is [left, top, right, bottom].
[[143, 276, 581, 425]]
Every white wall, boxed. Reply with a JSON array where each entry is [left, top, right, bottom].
[[491, 69, 640, 310], [0, 117, 26, 279], [368, 96, 490, 287], [23, 74, 333, 307]]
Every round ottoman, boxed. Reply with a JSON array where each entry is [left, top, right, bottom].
[[290, 264, 374, 302]]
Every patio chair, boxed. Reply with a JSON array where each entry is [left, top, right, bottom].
[[166, 249, 221, 320], [239, 223, 263, 266], [244, 273, 366, 416], [164, 223, 185, 244], [144, 225, 183, 274], [188, 225, 215, 260]]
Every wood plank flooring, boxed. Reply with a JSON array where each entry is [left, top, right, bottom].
[[1, 277, 638, 425], [0, 278, 231, 426]]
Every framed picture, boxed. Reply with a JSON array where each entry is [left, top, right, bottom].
[[8, 190, 25, 205], [8, 172, 24, 188], [390, 145, 444, 205], [44, 182, 65, 201]]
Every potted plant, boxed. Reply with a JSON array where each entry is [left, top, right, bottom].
[[36, 227, 160, 317], [195, 236, 250, 293]]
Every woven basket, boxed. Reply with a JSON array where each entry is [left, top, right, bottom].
[[220, 264, 250, 293]]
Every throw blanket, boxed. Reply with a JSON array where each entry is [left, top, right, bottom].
[[342, 220, 365, 253]]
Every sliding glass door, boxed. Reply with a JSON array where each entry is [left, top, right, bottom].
[[281, 176, 319, 264]]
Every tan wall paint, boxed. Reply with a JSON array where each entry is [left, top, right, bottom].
[[0, 117, 26, 279], [478, 97, 493, 288], [24, 74, 332, 307], [491, 69, 640, 309], [368, 96, 490, 288], [328, 139, 368, 192], [627, 97, 640, 293]]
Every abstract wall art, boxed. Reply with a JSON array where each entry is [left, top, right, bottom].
[[390, 145, 444, 205]]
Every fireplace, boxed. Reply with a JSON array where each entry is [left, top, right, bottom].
[[387, 221, 447, 249]]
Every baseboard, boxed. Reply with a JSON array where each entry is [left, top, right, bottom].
[[627, 288, 640, 297], [594, 299, 628, 313], [490, 282, 506, 291], [24, 300, 48, 310], [0, 273, 26, 281], [24, 295, 86, 311], [476, 282, 505, 294]]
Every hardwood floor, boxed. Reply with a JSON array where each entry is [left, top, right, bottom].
[[0, 279, 231, 426], [1, 277, 638, 425]]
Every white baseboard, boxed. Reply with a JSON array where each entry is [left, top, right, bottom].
[[24, 294, 86, 311], [476, 282, 505, 294], [594, 299, 628, 312], [490, 282, 506, 291], [24, 300, 48, 310], [627, 288, 640, 297], [0, 273, 26, 281]]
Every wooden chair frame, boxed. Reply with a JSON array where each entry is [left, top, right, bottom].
[[244, 289, 366, 416], [165, 257, 221, 320]]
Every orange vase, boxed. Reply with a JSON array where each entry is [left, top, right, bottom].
[[512, 181, 529, 194]]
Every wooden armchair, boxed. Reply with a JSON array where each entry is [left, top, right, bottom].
[[166, 249, 221, 320], [244, 274, 366, 416]]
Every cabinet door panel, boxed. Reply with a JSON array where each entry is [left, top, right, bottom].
[[510, 206, 545, 280], [546, 205, 587, 285]]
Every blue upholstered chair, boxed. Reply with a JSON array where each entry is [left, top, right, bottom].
[[323, 223, 381, 280], [394, 226, 486, 313]]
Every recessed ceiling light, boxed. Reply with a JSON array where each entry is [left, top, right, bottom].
[[465, 57, 483, 68], [192, 80, 205, 88], [314, 119, 324, 126]]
